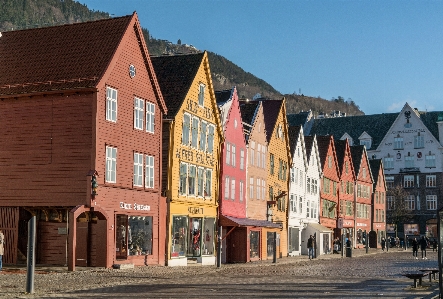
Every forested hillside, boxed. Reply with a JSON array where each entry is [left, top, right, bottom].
[[0, 0, 365, 116]]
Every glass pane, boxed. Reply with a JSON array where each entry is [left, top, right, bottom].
[[171, 216, 188, 258], [202, 218, 215, 255], [116, 215, 128, 259], [188, 218, 202, 257], [128, 216, 153, 255], [250, 231, 260, 258]]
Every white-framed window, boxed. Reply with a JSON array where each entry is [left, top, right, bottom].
[[290, 167, 295, 183], [198, 83, 205, 106], [386, 176, 394, 188], [414, 135, 424, 148], [257, 144, 261, 168], [191, 117, 199, 148], [231, 178, 236, 200], [240, 149, 245, 170], [182, 113, 191, 146], [207, 125, 214, 154], [133, 152, 143, 186], [134, 97, 144, 130], [426, 154, 436, 168], [261, 146, 266, 169], [106, 146, 117, 183], [145, 155, 154, 188], [226, 143, 231, 165], [256, 178, 261, 200], [384, 157, 394, 169], [179, 163, 188, 195], [188, 165, 196, 196], [405, 155, 414, 168], [239, 181, 244, 202], [405, 195, 415, 210], [199, 121, 207, 151], [362, 168, 367, 179], [387, 196, 394, 210], [394, 137, 403, 149], [262, 179, 266, 201], [146, 102, 155, 133], [426, 195, 437, 210], [290, 194, 297, 213], [197, 167, 204, 197], [249, 177, 254, 199], [205, 169, 212, 197], [231, 145, 236, 167], [306, 200, 310, 218], [299, 196, 303, 214], [360, 139, 371, 149], [306, 178, 311, 194], [426, 175, 436, 187], [250, 141, 255, 166], [328, 156, 332, 168], [404, 175, 414, 188], [224, 176, 230, 199], [106, 87, 117, 122]]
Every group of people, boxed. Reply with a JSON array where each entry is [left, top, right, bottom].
[[411, 236, 431, 259]]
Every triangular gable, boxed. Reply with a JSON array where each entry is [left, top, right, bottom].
[[217, 87, 246, 146], [316, 135, 340, 181], [340, 133, 353, 145], [335, 139, 356, 181], [306, 135, 323, 177], [358, 131, 372, 140]]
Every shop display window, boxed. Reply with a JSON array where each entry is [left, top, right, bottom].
[[250, 231, 260, 259], [202, 218, 215, 255], [116, 215, 153, 259], [171, 216, 188, 258], [188, 218, 202, 257]]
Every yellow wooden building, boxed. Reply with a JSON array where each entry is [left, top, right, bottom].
[[152, 52, 223, 266], [261, 98, 291, 258]]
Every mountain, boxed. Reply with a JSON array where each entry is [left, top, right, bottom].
[[0, 0, 364, 116]]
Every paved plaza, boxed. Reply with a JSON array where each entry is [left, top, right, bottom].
[[0, 249, 440, 299]]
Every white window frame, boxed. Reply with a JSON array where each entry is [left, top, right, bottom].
[[179, 163, 188, 195], [224, 176, 230, 199], [426, 195, 437, 210], [207, 125, 214, 154], [394, 137, 403, 149], [226, 143, 231, 165], [231, 178, 236, 200], [426, 175, 436, 187], [384, 157, 394, 169], [146, 102, 155, 133], [182, 113, 191, 146], [188, 165, 196, 196], [133, 152, 143, 187], [106, 146, 117, 183], [387, 196, 394, 210], [199, 121, 207, 151], [256, 178, 261, 200], [191, 117, 199, 149], [405, 195, 415, 210], [145, 155, 154, 188], [249, 177, 254, 199], [405, 155, 414, 168], [134, 97, 144, 130], [414, 135, 424, 148], [239, 181, 244, 202], [106, 87, 117, 122], [197, 167, 204, 197], [250, 141, 255, 167], [240, 149, 245, 170], [262, 179, 266, 201], [198, 83, 205, 106], [205, 169, 212, 197], [426, 154, 436, 168], [404, 175, 414, 188], [231, 145, 236, 167]]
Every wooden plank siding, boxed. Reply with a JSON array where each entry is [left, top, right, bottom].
[[0, 207, 19, 264]]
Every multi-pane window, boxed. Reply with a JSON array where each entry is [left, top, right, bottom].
[[328, 156, 332, 168], [106, 146, 117, 183], [405, 155, 414, 168], [261, 179, 266, 201], [261, 146, 266, 169], [404, 175, 414, 188], [414, 135, 424, 148], [207, 125, 214, 153], [270, 154, 274, 175], [250, 142, 255, 166], [182, 114, 191, 145], [387, 196, 394, 210], [307, 178, 311, 194], [179, 163, 188, 194], [257, 144, 261, 168], [106, 87, 117, 122], [198, 83, 205, 106], [240, 149, 245, 170], [426, 175, 436, 187], [179, 163, 211, 197], [231, 145, 236, 167], [226, 143, 231, 165], [191, 117, 199, 148], [394, 137, 403, 149], [405, 195, 415, 210], [239, 181, 244, 202], [386, 176, 394, 188], [224, 177, 230, 199], [205, 169, 212, 196], [249, 177, 254, 199], [384, 157, 394, 169], [197, 168, 204, 197], [290, 194, 297, 213], [299, 196, 303, 214], [146, 102, 155, 133], [426, 195, 437, 210], [199, 121, 207, 151], [188, 165, 196, 196], [360, 139, 371, 149], [133, 152, 143, 186], [269, 186, 274, 201], [426, 154, 436, 168], [145, 155, 154, 188], [346, 201, 353, 216], [134, 98, 144, 130], [256, 178, 261, 200], [231, 178, 236, 200]]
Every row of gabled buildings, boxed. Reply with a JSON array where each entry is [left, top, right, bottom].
[[0, 13, 390, 270]]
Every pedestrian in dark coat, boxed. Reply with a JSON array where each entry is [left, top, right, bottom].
[[381, 238, 386, 251], [419, 236, 428, 259], [412, 238, 418, 259]]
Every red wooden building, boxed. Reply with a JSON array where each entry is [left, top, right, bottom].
[[369, 158, 387, 248], [0, 13, 167, 269]]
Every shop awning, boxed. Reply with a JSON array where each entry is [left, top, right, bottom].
[[219, 215, 282, 228], [307, 222, 333, 233]]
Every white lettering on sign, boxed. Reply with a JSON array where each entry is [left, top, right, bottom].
[[134, 203, 150, 211], [344, 221, 353, 226], [120, 202, 150, 211], [120, 202, 132, 209], [357, 223, 367, 227], [375, 224, 382, 228]]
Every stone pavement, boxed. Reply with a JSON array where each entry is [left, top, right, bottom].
[[0, 248, 440, 299]]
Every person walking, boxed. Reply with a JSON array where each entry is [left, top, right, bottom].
[[0, 229, 4, 271], [419, 236, 428, 259], [307, 235, 314, 260], [381, 238, 386, 251], [412, 237, 419, 259]]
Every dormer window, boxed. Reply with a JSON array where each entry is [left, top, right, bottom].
[[198, 83, 205, 106], [360, 139, 371, 149]]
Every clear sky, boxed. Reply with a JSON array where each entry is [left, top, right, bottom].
[[81, 0, 443, 115]]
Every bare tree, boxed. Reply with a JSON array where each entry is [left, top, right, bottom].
[[386, 185, 414, 237]]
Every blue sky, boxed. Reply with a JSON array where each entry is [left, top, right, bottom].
[[81, 0, 443, 115]]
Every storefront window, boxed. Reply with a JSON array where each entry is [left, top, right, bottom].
[[202, 218, 215, 255], [250, 231, 260, 258], [288, 227, 299, 252], [188, 218, 202, 257], [116, 215, 153, 258], [171, 216, 188, 258], [267, 232, 275, 258]]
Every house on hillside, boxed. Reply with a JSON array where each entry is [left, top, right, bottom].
[[151, 52, 223, 266], [0, 13, 168, 270]]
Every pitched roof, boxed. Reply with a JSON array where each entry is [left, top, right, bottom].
[[304, 135, 314, 160], [288, 126, 301, 156], [369, 158, 382, 187], [418, 111, 443, 142], [261, 99, 283, 143], [334, 139, 347, 171], [287, 112, 310, 127], [310, 113, 398, 149], [0, 15, 134, 96], [315, 135, 332, 169], [350, 145, 365, 177], [215, 89, 232, 105], [239, 99, 260, 125], [151, 52, 205, 117]]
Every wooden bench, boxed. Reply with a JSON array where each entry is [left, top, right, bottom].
[[402, 271, 429, 288], [419, 268, 439, 282]]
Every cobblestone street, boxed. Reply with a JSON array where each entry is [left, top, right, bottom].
[[0, 249, 440, 299]]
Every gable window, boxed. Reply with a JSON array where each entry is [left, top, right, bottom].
[[270, 154, 275, 175], [231, 145, 236, 167], [133, 152, 143, 187], [146, 102, 155, 133], [394, 137, 403, 149], [328, 156, 332, 168], [345, 161, 349, 174], [257, 144, 261, 168], [106, 87, 118, 122], [405, 195, 415, 210], [198, 83, 205, 106], [405, 155, 414, 168], [226, 143, 231, 165], [290, 167, 295, 183], [414, 134, 424, 148], [362, 167, 367, 178], [404, 175, 414, 188], [207, 125, 214, 153], [250, 141, 255, 167], [199, 121, 207, 151], [425, 153, 436, 168], [426, 195, 437, 210], [426, 175, 436, 187], [240, 149, 245, 170], [384, 157, 394, 169], [145, 155, 154, 188], [134, 98, 144, 130], [191, 117, 199, 148], [106, 146, 117, 183], [182, 114, 191, 145]]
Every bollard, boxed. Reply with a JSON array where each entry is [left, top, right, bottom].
[[26, 216, 36, 294]]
